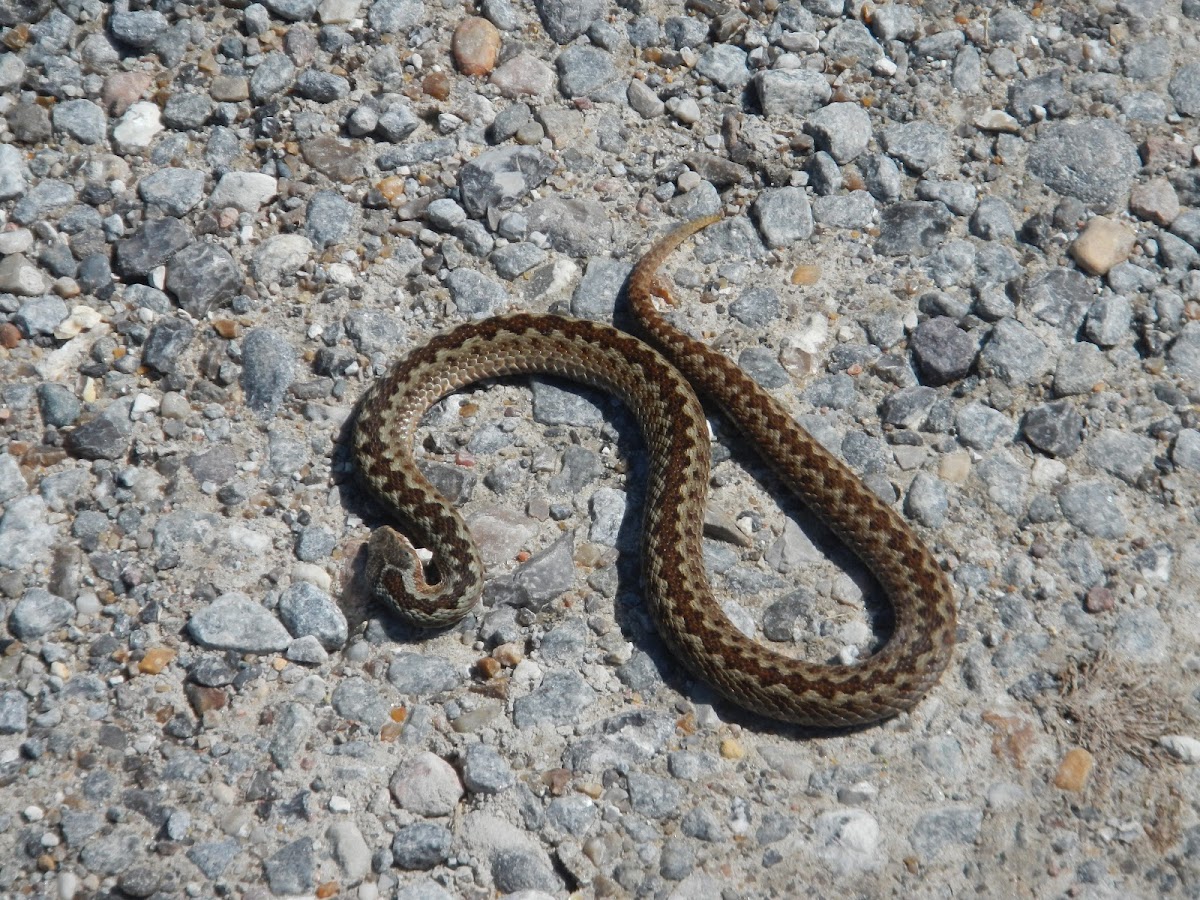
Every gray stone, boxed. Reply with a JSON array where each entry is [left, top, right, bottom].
[[15, 295, 67, 335], [730, 286, 781, 328], [278, 581, 348, 649], [910, 317, 978, 385], [883, 122, 949, 174], [462, 743, 515, 794], [392, 824, 452, 870], [252, 233, 312, 284], [627, 773, 683, 819], [513, 669, 594, 727], [390, 751, 463, 816], [1026, 120, 1139, 211], [332, 677, 391, 730], [806, 102, 871, 163], [138, 168, 205, 217], [1009, 69, 1072, 124], [695, 44, 750, 91], [1172, 429, 1200, 471], [491, 847, 562, 893], [163, 93, 213, 130], [918, 180, 977, 217], [142, 318, 195, 374], [52, 99, 107, 144], [876, 202, 951, 257], [1021, 401, 1084, 457], [491, 242, 546, 279], [751, 187, 813, 248], [738, 347, 789, 389], [535, 0, 602, 42], [79, 829, 140, 876], [970, 197, 1016, 241], [821, 20, 883, 65], [1170, 63, 1200, 117], [268, 703, 314, 769], [12, 179, 75, 225], [305, 190, 356, 249], [9, 588, 73, 640], [295, 70, 350, 103], [979, 319, 1049, 386], [905, 472, 948, 528], [116, 217, 191, 278], [556, 45, 619, 101], [1085, 430, 1155, 484], [250, 52, 296, 103], [240, 327, 296, 416], [1058, 482, 1127, 539], [186, 839, 241, 880], [66, 397, 133, 461], [1083, 295, 1131, 347], [526, 197, 612, 256], [955, 402, 1013, 451], [263, 838, 314, 896], [754, 69, 831, 116], [859, 156, 902, 204], [187, 592, 292, 652], [0, 691, 29, 734], [813, 191, 875, 229], [387, 652, 461, 696], [910, 807, 983, 860]]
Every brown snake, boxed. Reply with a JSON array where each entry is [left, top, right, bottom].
[[353, 214, 956, 727]]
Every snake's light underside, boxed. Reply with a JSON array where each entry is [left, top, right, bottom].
[[353, 214, 956, 727]]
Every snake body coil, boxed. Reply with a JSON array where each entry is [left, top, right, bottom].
[[353, 215, 955, 727]]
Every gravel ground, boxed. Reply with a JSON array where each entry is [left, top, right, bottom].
[[2, 0, 1200, 897]]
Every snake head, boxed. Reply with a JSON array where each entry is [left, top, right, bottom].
[[366, 526, 425, 604], [365, 526, 477, 629]]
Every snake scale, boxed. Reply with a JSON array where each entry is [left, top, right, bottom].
[[353, 213, 956, 727]]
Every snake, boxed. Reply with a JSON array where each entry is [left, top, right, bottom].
[[352, 213, 956, 727]]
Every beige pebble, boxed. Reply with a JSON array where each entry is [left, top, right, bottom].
[[1069, 217, 1135, 276], [452, 17, 500, 76], [1128, 178, 1180, 227], [1052, 747, 1094, 791], [719, 738, 745, 759], [938, 449, 971, 484], [210, 75, 250, 102], [138, 646, 176, 674]]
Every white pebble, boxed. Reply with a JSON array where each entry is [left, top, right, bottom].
[[1159, 735, 1200, 763]]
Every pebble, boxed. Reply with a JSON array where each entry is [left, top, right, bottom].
[[979, 319, 1050, 386], [1159, 735, 1200, 764], [0, 254, 50, 296], [876, 202, 951, 257], [387, 652, 462, 696], [1021, 401, 1084, 457], [1053, 748, 1094, 791], [390, 752, 464, 816], [1058, 482, 1128, 539], [462, 743, 516, 794], [1026, 120, 1140, 212], [188, 592, 292, 652], [8, 588, 74, 640], [805, 102, 871, 163], [513, 670, 594, 727], [812, 810, 884, 874], [910, 317, 978, 385], [277, 581, 348, 650], [1070, 217, 1136, 276], [240, 327, 296, 416], [751, 187, 812, 248]]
